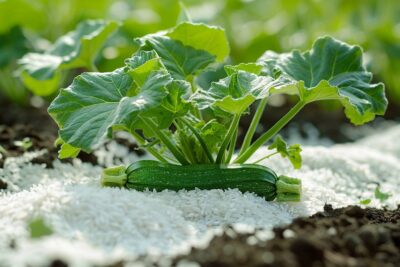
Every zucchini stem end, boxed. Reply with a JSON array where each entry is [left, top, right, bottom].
[[101, 165, 127, 188], [276, 175, 302, 202]]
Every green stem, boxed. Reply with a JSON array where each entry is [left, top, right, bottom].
[[251, 151, 279, 164], [141, 118, 189, 165], [275, 175, 302, 202], [179, 118, 214, 163], [129, 130, 169, 163], [216, 114, 241, 164], [239, 98, 267, 155], [225, 127, 238, 164], [234, 101, 305, 163], [188, 75, 203, 120], [174, 121, 197, 164], [101, 165, 127, 187]]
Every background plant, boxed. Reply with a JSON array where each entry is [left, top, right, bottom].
[[0, 0, 399, 110]]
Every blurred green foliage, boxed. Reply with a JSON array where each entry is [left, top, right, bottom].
[[0, 0, 399, 104]]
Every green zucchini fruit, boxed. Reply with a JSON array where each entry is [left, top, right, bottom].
[[101, 160, 301, 202]]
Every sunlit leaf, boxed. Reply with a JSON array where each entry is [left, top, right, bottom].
[[167, 22, 229, 62], [258, 36, 387, 125], [224, 63, 263, 75], [135, 22, 229, 79], [192, 70, 277, 115], [48, 68, 171, 153]]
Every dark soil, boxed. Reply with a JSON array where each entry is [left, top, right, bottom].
[[0, 102, 97, 168], [0, 101, 146, 175], [174, 205, 400, 267]]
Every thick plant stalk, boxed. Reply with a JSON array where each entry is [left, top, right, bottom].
[[225, 127, 238, 164], [216, 114, 241, 163], [239, 98, 267, 155], [129, 130, 168, 163], [140, 118, 190, 165], [179, 118, 214, 163], [174, 121, 198, 164], [188, 75, 203, 120], [234, 101, 305, 163]]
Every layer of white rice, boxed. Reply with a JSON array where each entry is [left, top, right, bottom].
[[1, 124, 399, 267]]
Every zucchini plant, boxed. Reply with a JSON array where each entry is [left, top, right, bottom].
[[48, 22, 387, 202]]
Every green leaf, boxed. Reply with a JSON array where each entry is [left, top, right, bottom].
[[135, 22, 229, 79], [199, 119, 227, 154], [55, 137, 80, 159], [18, 20, 119, 96], [192, 70, 276, 115], [137, 35, 215, 80], [224, 63, 263, 76], [28, 217, 53, 239], [359, 199, 371, 205], [258, 36, 387, 125], [59, 143, 80, 159], [125, 50, 190, 129], [167, 22, 229, 62], [161, 80, 191, 116], [143, 80, 192, 130], [374, 185, 391, 202], [48, 68, 171, 153], [125, 50, 161, 69], [125, 50, 165, 86], [268, 135, 302, 169]]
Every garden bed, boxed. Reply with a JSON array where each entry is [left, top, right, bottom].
[[1, 120, 399, 266]]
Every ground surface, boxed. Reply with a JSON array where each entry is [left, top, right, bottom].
[[174, 205, 400, 267], [1, 103, 400, 267]]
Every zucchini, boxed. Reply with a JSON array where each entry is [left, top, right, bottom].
[[101, 160, 301, 202]]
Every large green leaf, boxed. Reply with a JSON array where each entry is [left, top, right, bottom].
[[137, 36, 215, 80], [166, 22, 229, 62], [192, 70, 280, 115], [125, 50, 191, 129], [48, 68, 171, 152], [258, 36, 387, 125], [19, 20, 119, 96], [135, 22, 229, 79]]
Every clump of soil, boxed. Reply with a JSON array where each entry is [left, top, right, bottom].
[[175, 205, 400, 267]]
